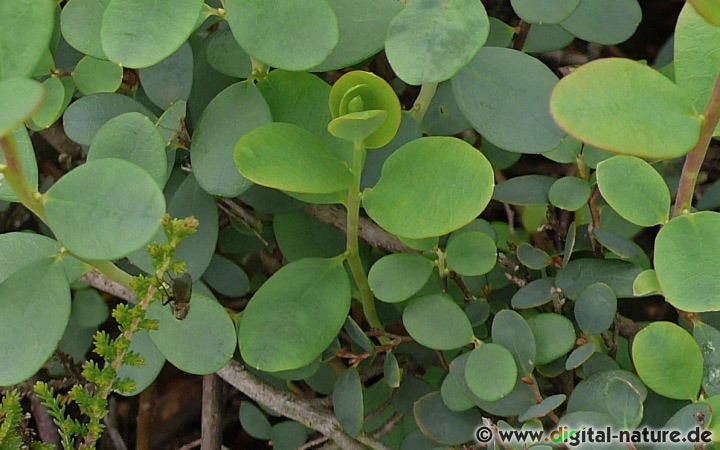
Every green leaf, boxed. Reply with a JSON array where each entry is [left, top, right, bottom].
[[368, 253, 434, 304], [238, 258, 351, 372], [328, 110, 388, 144], [0, 0, 54, 79], [404, 295, 474, 352], [511, 0, 580, 24], [694, 323, 720, 396], [235, 122, 353, 194], [592, 228, 641, 260], [688, 0, 720, 27], [384, 351, 401, 388], [493, 175, 555, 206], [423, 82, 472, 136], [225, 0, 339, 71], [574, 282, 617, 335], [519, 394, 566, 422], [385, 0, 489, 85], [333, 367, 363, 437], [549, 176, 590, 211], [675, 3, 720, 136], [441, 373, 475, 412], [527, 313, 575, 365], [452, 47, 565, 154], [192, 82, 271, 197], [0, 259, 70, 386], [116, 330, 165, 396], [29, 77, 75, 131], [63, 92, 154, 146], [0, 78, 45, 137], [363, 136, 494, 238], [559, 0, 641, 45], [60, 0, 110, 59], [311, 0, 403, 72], [101, 0, 204, 68], [655, 212, 720, 312], [511, 277, 558, 310], [596, 155, 670, 226], [44, 158, 165, 260], [414, 391, 482, 445], [270, 421, 309, 450], [239, 401, 272, 439], [147, 293, 236, 374], [273, 210, 346, 262], [633, 269, 661, 296], [205, 29, 252, 78], [516, 243, 550, 270], [329, 71, 402, 149], [565, 342, 597, 370], [465, 343, 517, 402], [556, 258, 641, 300], [138, 42, 194, 110], [632, 321, 703, 400], [73, 56, 123, 95], [0, 127, 38, 202], [88, 112, 168, 187], [566, 371, 645, 431], [71, 289, 109, 329], [550, 58, 701, 159], [491, 309, 537, 376], [202, 254, 249, 297], [445, 231, 497, 276]]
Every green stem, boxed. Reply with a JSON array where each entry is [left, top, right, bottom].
[[674, 72, 720, 217], [89, 259, 134, 288], [411, 82, 438, 124], [346, 141, 383, 331], [0, 133, 47, 223]]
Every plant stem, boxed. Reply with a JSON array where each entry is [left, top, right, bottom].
[[411, 82, 438, 124], [90, 259, 134, 288], [0, 133, 47, 223], [346, 141, 383, 331], [674, 72, 720, 217]]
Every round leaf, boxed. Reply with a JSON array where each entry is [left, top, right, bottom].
[[414, 391, 482, 445], [549, 176, 590, 211], [385, 0, 489, 85], [60, 0, 110, 59], [147, 293, 236, 374], [192, 82, 272, 197], [511, 0, 580, 24], [88, 112, 168, 187], [465, 343, 517, 402], [565, 342, 597, 370], [445, 231, 497, 276], [205, 29, 252, 78], [516, 243, 550, 270], [559, 0, 641, 45], [333, 367, 363, 437], [574, 282, 617, 335], [139, 42, 193, 111], [491, 309, 537, 376], [0, 0, 54, 79], [655, 212, 720, 312], [235, 122, 353, 194], [29, 77, 74, 131], [311, 0, 403, 72], [101, 0, 204, 68], [633, 269, 661, 297], [327, 110, 388, 144], [0, 259, 70, 386], [239, 401, 272, 440], [225, 0, 339, 71], [0, 78, 45, 137], [329, 71, 402, 149], [73, 56, 123, 95], [511, 277, 558, 310], [632, 321, 703, 400], [596, 155, 670, 227], [363, 136, 494, 238], [368, 253, 434, 303], [550, 58, 701, 159], [44, 159, 165, 260], [402, 294, 474, 350], [527, 313, 575, 365], [452, 47, 565, 154], [238, 258, 351, 372]]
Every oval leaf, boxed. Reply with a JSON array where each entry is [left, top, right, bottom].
[[549, 176, 591, 211], [385, 0, 489, 85], [363, 136, 494, 238], [235, 122, 353, 194], [368, 253, 434, 304], [0, 78, 45, 137], [44, 159, 165, 260], [239, 258, 351, 372], [445, 231, 497, 276], [492, 309, 537, 376], [333, 367, 363, 437], [403, 294, 474, 350], [574, 282, 617, 335], [0, 0, 54, 79], [527, 313, 575, 365], [414, 391, 482, 445], [465, 343, 518, 402], [511, 0, 580, 24], [632, 321, 703, 400], [559, 0, 641, 45], [551, 58, 701, 159]]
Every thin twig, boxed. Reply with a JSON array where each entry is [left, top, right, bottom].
[[370, 412, 403, 439], [298, 435, 331, 450], [201, 374, 223, 450]]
